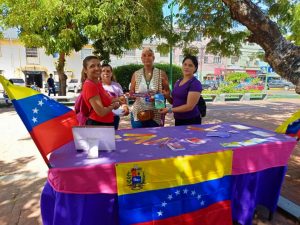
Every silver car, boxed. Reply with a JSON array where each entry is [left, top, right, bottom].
[[8, 78, 26, 86], [267, 79, 295, 90], [67, 79, 81, 93]]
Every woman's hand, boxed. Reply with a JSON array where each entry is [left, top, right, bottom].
[[162, 89, 170, 99], [162, 89, 172, 104], [122, 105, 130, 116], [111, 97, 120, 103], [128, 91, 136, 100], [111, 101, 120, 110], [159, 108, 169, 114], [119, 96, 127, 105]]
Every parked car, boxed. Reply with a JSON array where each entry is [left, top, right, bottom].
[[8, 78, 26, 86], [267, 79, 295, 90], [44, 81, 60, 92], [202, 80, 218, 91], [67, 79, 81, 93]]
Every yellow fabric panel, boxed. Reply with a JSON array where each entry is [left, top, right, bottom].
[[0, 75, 38, 100], [275, 110, 300, 134], [116, 150, 233, 195]]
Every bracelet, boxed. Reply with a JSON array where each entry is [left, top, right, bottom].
[[168, 107, 172, 113]]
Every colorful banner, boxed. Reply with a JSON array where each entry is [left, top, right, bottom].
[[0, 76, 78, 165], [116, 150, 233, 225], [276, 110, 300, 139]]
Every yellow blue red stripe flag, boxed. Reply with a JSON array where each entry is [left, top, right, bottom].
[[0, 75, 78, 166], [116, 150, 233, 225], [275, 110, 300, 139]]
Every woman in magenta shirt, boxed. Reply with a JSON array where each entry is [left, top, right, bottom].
[[160, 55, 203, 126]]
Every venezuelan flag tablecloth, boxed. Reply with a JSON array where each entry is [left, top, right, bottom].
[[41, 123, 296, 225]]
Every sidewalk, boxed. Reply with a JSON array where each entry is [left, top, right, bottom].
[[0, 98, 299, 225]]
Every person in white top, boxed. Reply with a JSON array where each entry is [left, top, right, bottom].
[[101, 63, 129, 129], [129, 47, 170, 128]]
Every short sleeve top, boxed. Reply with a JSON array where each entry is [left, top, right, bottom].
[[172, 77, 202, 120], [82, 80, 113, 123], [102, 81, 124, 98]]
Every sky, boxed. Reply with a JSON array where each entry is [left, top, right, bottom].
[[163, 1, 179, 18], [2, 27, 18, 39]]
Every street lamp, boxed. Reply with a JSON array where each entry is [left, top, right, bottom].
[[198, 46, 205, 82], [168, 0, 175, 90]]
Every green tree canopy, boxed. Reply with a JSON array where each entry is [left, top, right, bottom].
[[0, 0, 165, 95], [173, 0, 300, 93]]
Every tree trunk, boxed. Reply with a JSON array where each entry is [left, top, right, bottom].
[[56, 52, 67, 96], [222, 0, 300, 94]]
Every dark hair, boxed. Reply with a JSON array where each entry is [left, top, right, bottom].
[[101, 63, 113, 72], [101, 63, 116, 82], [82, 55, 100, 69], [182, 55, 198, 73]]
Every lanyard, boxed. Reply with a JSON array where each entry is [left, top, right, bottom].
[[143, 68, 153, 91]]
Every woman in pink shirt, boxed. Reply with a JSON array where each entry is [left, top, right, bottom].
[[101, 63, 129, 129]]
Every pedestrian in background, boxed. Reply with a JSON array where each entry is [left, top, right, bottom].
[[47, 74, 56, 96]]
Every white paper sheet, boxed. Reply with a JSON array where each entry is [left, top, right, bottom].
[[72, 126, 116, 151]]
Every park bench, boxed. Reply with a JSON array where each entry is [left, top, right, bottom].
[[219, 93, 244, 101], [242, 93, 268, 101], [267, 93, 300, 99], [202, 94, 217, 102]]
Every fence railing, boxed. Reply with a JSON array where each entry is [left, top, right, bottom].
[[1, 93, 299, 107], [202, 93, 299, 102]]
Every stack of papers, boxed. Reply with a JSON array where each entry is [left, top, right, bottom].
[[206, 131, 231, 138], [230, 124, 251, 130], [249, 130, 275, 137]]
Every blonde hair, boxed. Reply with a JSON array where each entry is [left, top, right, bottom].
[[81, 69, 87, 84]]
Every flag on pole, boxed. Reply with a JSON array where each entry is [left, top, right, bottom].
[[116, 150, 233, 225], [0, 75, 78, 167], [275, 110, 300, 139]]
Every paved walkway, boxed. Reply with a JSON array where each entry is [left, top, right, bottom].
[[0, 98, 299, 225]]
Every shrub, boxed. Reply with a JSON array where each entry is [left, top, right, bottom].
[[113, 64, 143, 92], [113, 63, 182, 92], [225, 72, 250, 83]]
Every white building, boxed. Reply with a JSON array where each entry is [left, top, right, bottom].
[[0, 36, 174, 88], [0, 31, 265, 89]]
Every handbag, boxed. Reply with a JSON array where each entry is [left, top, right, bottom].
[[137, 110, 154, 121]]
